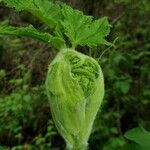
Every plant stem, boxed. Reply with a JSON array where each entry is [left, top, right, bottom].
[[66, 142, 88, 150]]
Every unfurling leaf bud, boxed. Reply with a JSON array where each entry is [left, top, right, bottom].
[[45, 49, 104, 150]]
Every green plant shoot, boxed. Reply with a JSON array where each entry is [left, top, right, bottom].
[[46, 49, 104, 149], [0, 0, 112, 149]]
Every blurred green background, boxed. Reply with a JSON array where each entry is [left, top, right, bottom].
[[0, 0, 150, 149]]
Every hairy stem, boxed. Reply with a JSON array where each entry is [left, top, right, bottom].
[[66, 143, 88, 150]]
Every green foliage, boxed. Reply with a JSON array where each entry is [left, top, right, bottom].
[[2, 0, 61, 28], [0, 40, 56, 148], [123, 127, 150, 150], [0, 83, 48, 136], [0, 0, 111, 49], [61, 5, 111, 47], [0, 24, 65, 49], [0, 25, 52, 43]]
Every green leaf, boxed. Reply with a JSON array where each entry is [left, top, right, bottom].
[[0, 25, 51, 42], [61, 5, 111, 48], [123, 127, 150, 150], [0, 24, 65, 49], [124, 127, 150, 146], [1, 1, 112, 49], [2, 0, 61, 28]]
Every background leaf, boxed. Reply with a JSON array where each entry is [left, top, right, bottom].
[[122, 127, 150, 150]]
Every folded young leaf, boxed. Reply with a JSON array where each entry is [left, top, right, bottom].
[[0, 25, 65, 49], [2, 0, 61, 28], [61, 5, 111, 48]]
